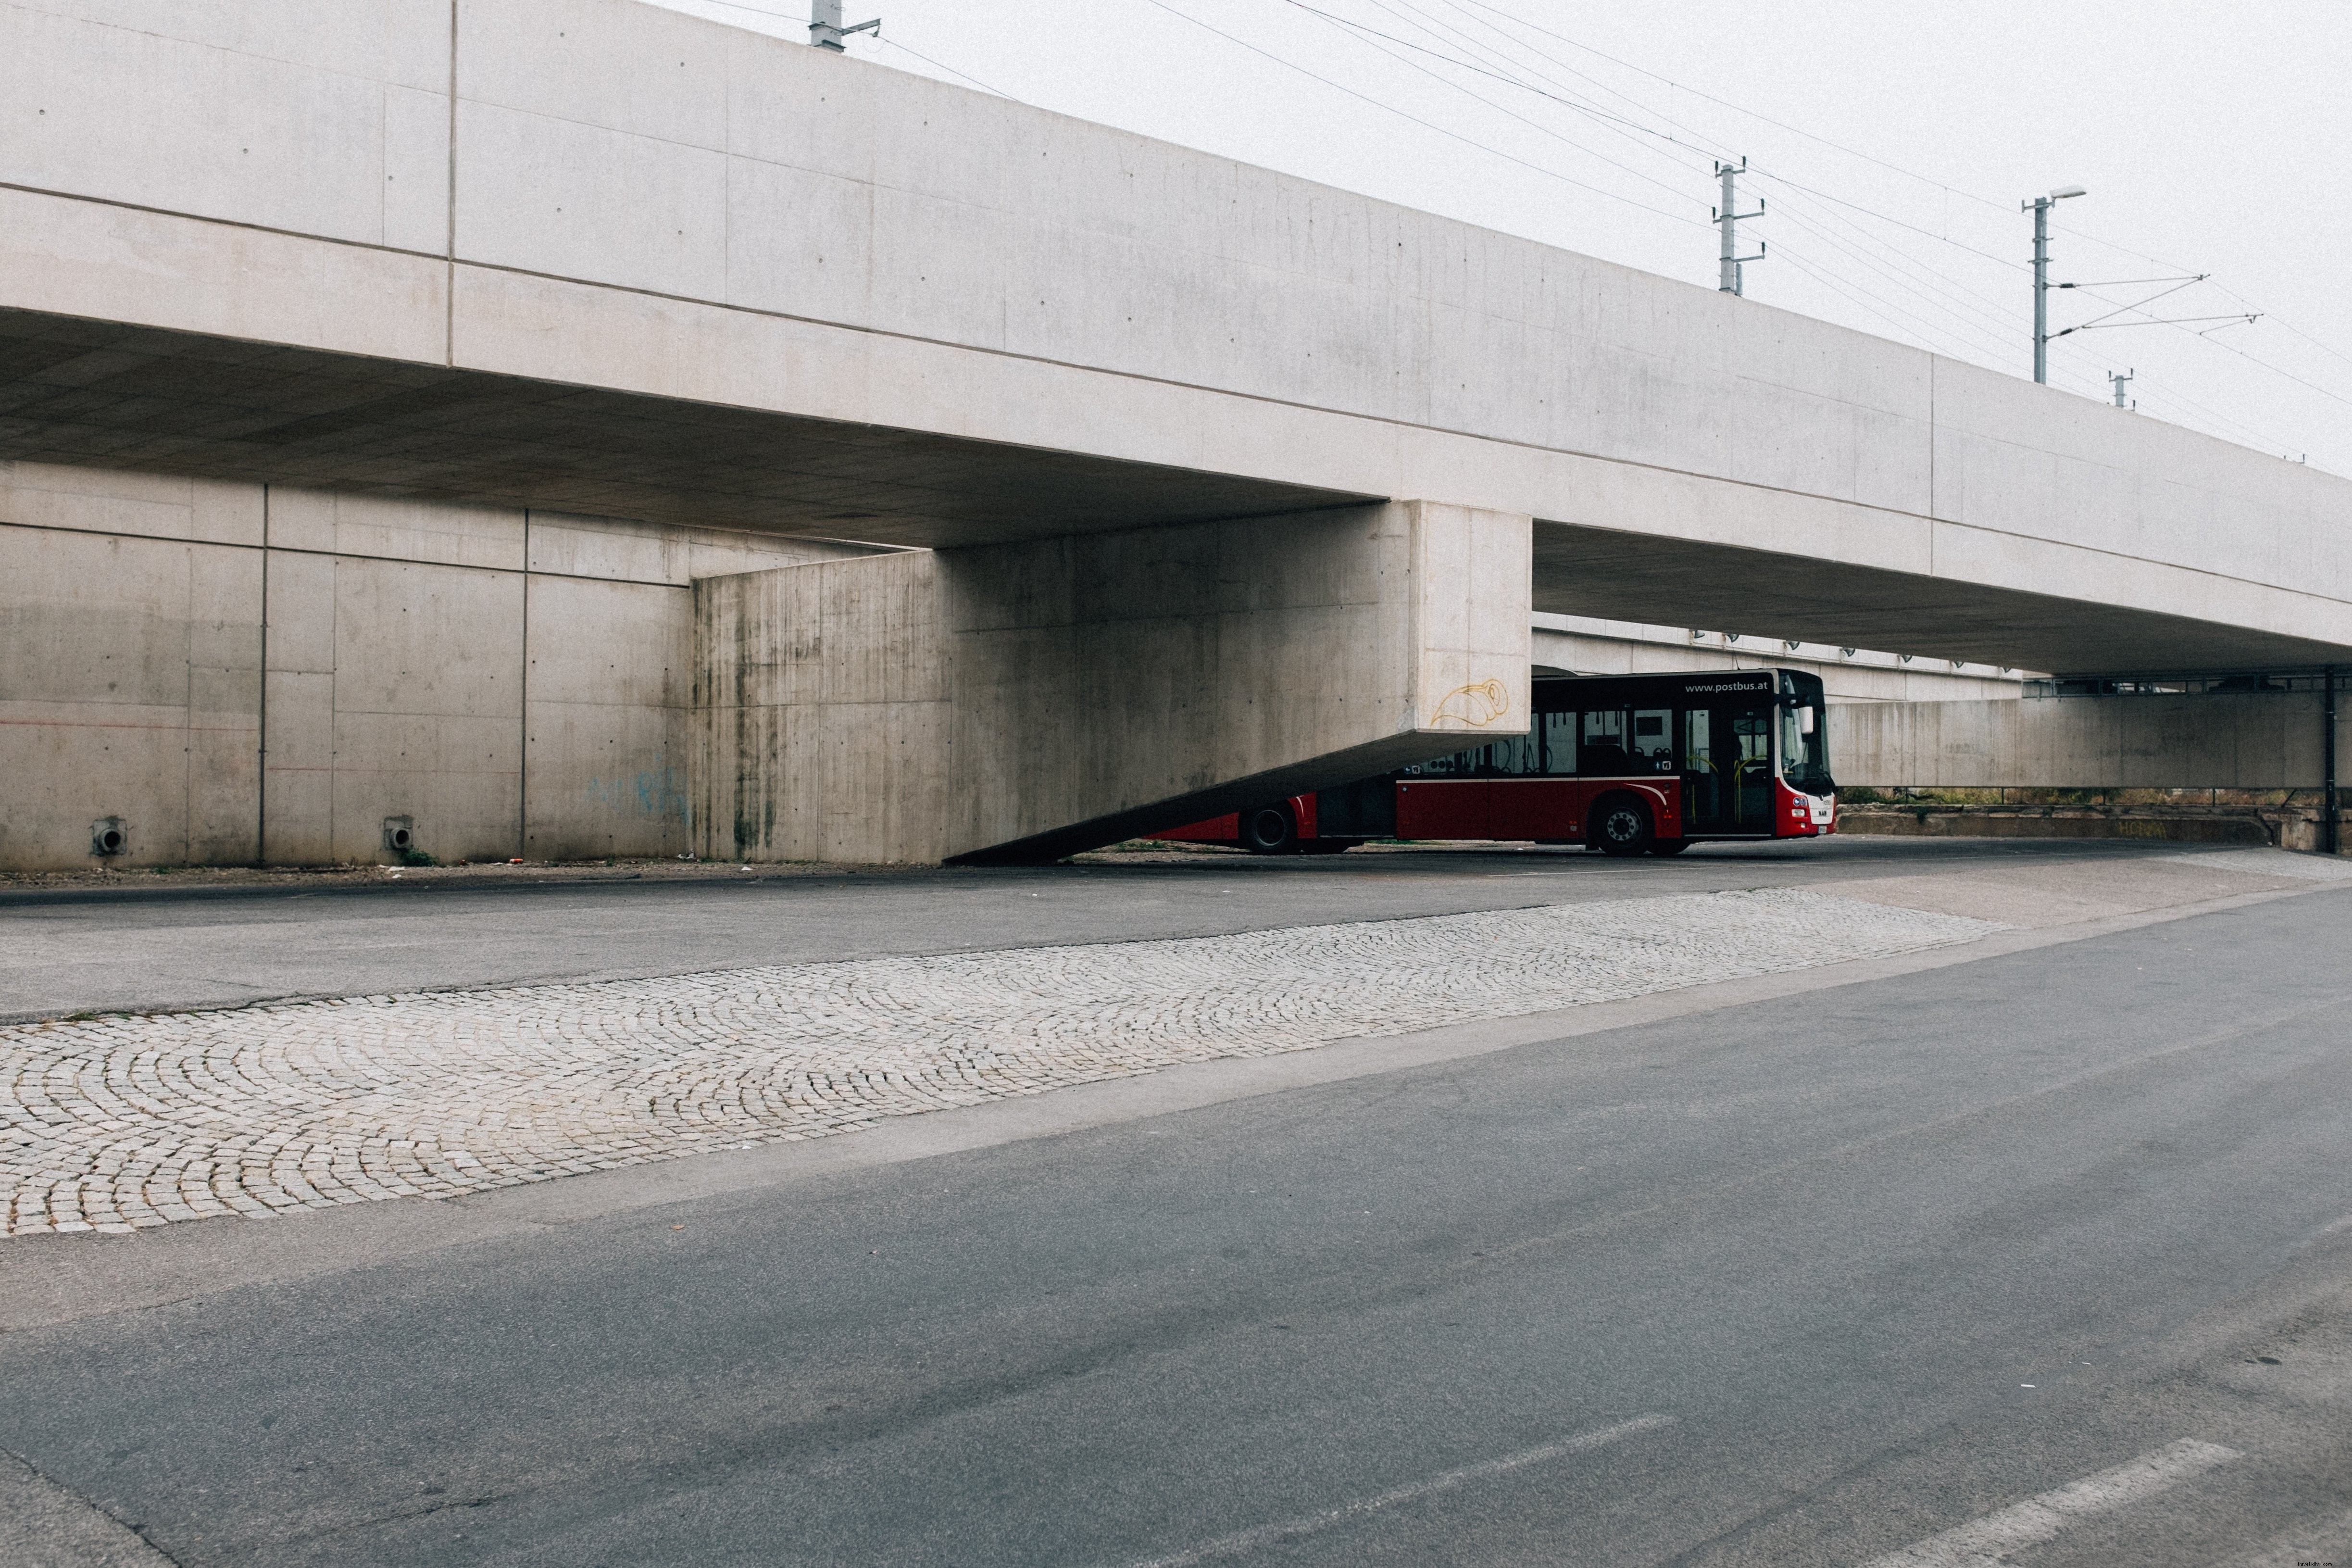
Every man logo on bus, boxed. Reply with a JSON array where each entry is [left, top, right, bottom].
[[1430, 678, 1509, 728]]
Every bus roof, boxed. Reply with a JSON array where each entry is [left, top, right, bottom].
[[1529, 668, 1823, 708]]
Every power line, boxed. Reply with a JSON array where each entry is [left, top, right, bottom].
[[1280, 0, 1733, 174], [875, 34, 1022, 100], [1362, 0, 1715, 182], [1133, 0, 1709, 227], [1277, 1, 1710, 208], [1455, 0, 2016, 213]]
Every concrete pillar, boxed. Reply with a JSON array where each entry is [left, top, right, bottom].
[[693, 501, 1532, 864]]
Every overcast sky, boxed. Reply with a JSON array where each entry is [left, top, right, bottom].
[[655, 0, 2352, 479]]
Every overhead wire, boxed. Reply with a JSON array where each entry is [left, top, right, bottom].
[[1358, 0, 1713, 184], [1277, 2, 1711, 208], [1453, 0, 2021, 218], [1133, 0, 1709, 226], [874, 35, 1023, 100]]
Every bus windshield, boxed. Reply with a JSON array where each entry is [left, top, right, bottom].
[[1778, 675, 1833, 795]]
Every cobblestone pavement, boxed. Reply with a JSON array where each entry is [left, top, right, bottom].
[[1, 889, 2000, 1236]]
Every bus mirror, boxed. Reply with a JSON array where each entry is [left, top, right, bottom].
[[1797, 707, 1817, 736]]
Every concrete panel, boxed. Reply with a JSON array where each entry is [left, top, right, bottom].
[[461, 0, 729, 149], [526, 700, 691, 860], [0, 523, 261, 869], [269, 488, 525, 571], [1412, 502, 1533, 734], [302, 554, 523, 862], [454, 100, 728, 302], [720, 23, 878, 183], [1839, 692, 2345, 790], [723, 157, 875, 324], [0, 188, 448, 363], [5, 0, 448, 88], [695, 551, 950, 866], [190, 480, 266, 549], [329, 709, 521, 865], [0, 527, 209, 707], [0, 464, 262, 548], [678, 529, 878, 583], [330, 556, 523, 719], [0, 4, 412, 244], [523, 573, 688, 859], [0, 696, 192, 869], [186, 545, 264, 864], [526, 512, 677, 586], [261, 669, 334, 865], [524, 511, 878, 587], [383, 84, 452, 255], [1930, 356, 2348, 604], [263, 549, 337, 675]]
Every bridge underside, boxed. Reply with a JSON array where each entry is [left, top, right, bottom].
[[0, 308, 1372, 547], [1533, 523, 2350, 679], [1, 306, 2329, 683]]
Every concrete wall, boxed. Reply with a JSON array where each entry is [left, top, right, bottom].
[[0, 459, 871, 871], [0, 0, 2344, 667], [696, 502, 1532, 864], [1839, 693, 2349, 790]]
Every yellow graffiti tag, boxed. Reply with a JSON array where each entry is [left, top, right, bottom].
[[1431, 678, 1510, 728]]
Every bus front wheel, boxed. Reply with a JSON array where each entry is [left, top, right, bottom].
[[1239, 805, 1298, 855], [1591, 798, 1654, 857]]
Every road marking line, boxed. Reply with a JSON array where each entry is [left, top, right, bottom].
[[1858, 1438, 2242, 1568], [1115, 1414, 1673, 1568]]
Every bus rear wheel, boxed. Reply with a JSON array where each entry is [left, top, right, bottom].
[[1591, 798, 1654, 857], [1239, 804, 1298, 855]]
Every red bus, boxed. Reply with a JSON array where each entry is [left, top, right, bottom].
[[1156, 668, 1836, 857]]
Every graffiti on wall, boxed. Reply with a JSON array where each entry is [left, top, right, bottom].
[[1429, 678, 1510, 728], [585, 763, 693, 826]]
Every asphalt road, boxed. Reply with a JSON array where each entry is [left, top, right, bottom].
[[0, 837, 2210, 1022], [3, 876, 2350, 1565]]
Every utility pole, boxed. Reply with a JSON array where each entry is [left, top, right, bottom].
[[1714, 159, 1764, 296], [2021, 185, 2086, 384], [2327, 665, 2340, 857], [2108, 368, 2134, 408], [809, 0, 880, 51]]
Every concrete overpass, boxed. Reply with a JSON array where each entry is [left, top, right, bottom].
[[0, 0, 2347, 869]]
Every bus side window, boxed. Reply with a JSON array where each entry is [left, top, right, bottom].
[[1488, 733, 1538, 776], [1581, 709, 1631, 776], [1538, 711, 1577, 775], [1632, 709, 1673, 771]]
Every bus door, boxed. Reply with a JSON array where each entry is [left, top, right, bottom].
[[1682, 703, 1775, 835]]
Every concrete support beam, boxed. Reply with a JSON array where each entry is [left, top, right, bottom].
[[694, 502, 1531, 865]]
